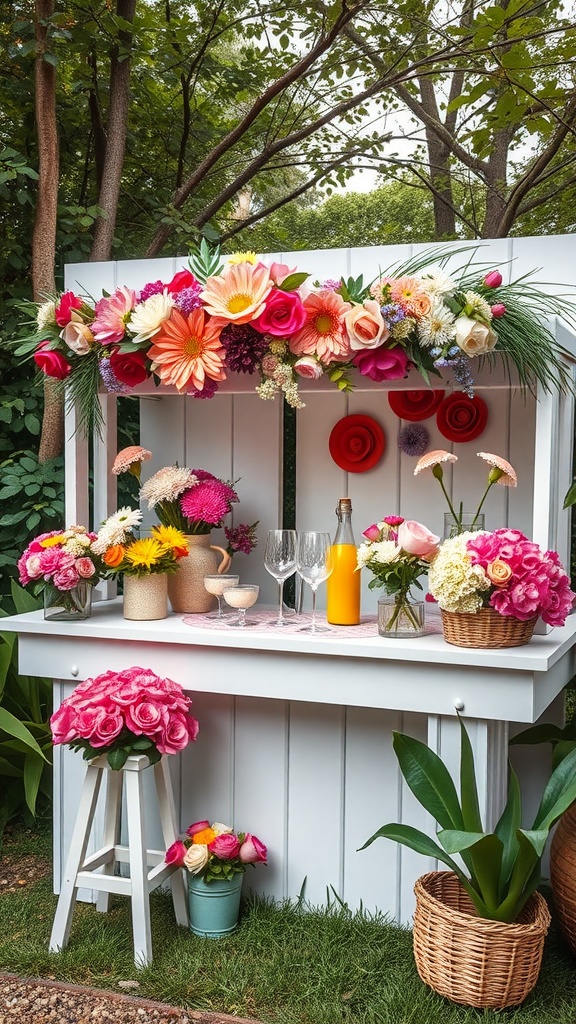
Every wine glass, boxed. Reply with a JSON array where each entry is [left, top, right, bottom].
[[264, 529, 297, 627], [222, 585, 260, 627], [203, 574, 240, 618], [296, 532, 333, 634]]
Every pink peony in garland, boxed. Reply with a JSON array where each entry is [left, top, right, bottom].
[[50, 666, 199, 770]]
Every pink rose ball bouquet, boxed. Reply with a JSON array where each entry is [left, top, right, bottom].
[[165, 819, 267, 884], [357, 515, 440, 632], [428, 528, 575, 625], [50, 666, 199, 770]]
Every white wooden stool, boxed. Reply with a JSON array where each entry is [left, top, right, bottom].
[[49, 753, 188, 965]]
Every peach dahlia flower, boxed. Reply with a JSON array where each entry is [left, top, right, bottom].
[[148, 308, 226, 392], [200, 262, 272, 324]]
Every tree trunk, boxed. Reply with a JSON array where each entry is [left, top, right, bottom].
[[32, 0, 63, 462], [90, 0, 136, 261]]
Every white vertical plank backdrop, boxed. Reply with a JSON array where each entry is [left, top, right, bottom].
[[59, 238, 576, 922]]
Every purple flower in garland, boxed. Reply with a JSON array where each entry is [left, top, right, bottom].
[[173, 285, 203, 316], [138, 280, 165, 302], [398, 423, 430, 457], [220, 324, 270, 374], [186, 378, 219, 399], [98, 357, 130, 394]]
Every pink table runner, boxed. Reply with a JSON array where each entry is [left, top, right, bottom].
[[181, 608, 442, 638]]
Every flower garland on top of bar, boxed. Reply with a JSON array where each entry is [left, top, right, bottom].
[[15, 242, 576, 435]]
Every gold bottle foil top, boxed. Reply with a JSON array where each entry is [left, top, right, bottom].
[[336, 497, 352, 515]]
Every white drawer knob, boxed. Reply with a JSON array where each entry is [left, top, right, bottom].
[[70, 665, 79, 678], [453, 699, 465, 711]]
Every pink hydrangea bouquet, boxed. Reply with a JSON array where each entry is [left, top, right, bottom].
[[428, 528, 575, 626], [50, 666, 199, 770], [18, 525, 104, 608], [16, 243, 575, 436], [357, 515, 440, 630], [165, 819, 267, 884]]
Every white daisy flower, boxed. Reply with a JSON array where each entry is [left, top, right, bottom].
[[419, 266, 457, 296], [37, 300, 57, 329], [464, 291, 492, 322], [128, 291, 174, 343]]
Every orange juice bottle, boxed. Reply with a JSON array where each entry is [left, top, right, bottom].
[[326, 498, 361, 625]]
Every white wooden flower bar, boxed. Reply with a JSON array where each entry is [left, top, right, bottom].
[[4, 237, 576, 925]]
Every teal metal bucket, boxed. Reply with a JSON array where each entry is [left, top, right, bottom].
[[188, 875, 243, 937]]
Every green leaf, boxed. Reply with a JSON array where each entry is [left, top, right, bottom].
[[532, 744, 576, 831], [107, 747, 129, 770], [494, 768, 522, 892], [459, 715, 483, 832], [0, 708, 48, 760], [23, 752, 45, 815], [439, 830, 503, 914], [510, 723, 565, 746], [392, 732, 464, 830], [278, 272, 309, 291]]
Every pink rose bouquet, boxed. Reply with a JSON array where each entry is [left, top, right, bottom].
[[50, 666, 199, 770], [357, 515, 440, 630], [428, 528, 575, 625], [165, 818, 267, 883], [18, 525, 106, 610]]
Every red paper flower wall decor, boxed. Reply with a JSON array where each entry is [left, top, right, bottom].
[[388, 389, 445, 421], [436, 392, 488, 443], [329, 414, 385, 472]]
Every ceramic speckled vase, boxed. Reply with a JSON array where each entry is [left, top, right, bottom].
[[168, 534, 231, 614], [188, 874, 242, 937], [123, 573, 168, 620]]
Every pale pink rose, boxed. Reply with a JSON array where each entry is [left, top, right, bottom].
[[25, 554, 42, 579], [183, 843, 209, 874], [165, 839, 187, 867], [186, 820, 210, 837], [239, 834, 267, 864], [52, 564, 81, 590], [397, 520, 440, 560], [76, 557, 96, 579], [362, 524, 381, 541], [125, 700, 165, 735], [60, 313, 94, 355], [268, 262, 296, 286], [209, 833, 241, 860], [90, 709, 125, 747], [293, 355, 323, 379], [345, 299, 388, 350], [454, 315, 497, 357], [50, 704, 79, 745]]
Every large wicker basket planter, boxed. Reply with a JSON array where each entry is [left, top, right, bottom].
[[441, 607, 538, 648], [413, 872, 551, 1009], [550, 802, 576, 955]]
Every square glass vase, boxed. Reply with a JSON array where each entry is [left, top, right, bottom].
[[43, 582, 92, 621], [378, 596, 425, 638]]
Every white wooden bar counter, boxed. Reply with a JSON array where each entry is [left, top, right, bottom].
[[5, 600, 576, 923]]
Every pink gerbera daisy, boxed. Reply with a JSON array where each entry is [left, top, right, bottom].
[[200, 262, 273, 325], [289, 290, 352, 364]]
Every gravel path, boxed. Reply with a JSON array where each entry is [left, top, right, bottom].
[[0, 973, 263, 1024]]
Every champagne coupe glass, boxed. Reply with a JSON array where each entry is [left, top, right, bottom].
[[203, 574, 240, 618], [296, 532, 333, 634], [264, 529, 297, 627], [222, 584, 260, 627]]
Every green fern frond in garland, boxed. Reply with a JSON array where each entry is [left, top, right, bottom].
[[188, 238, 223, 286], [65, 352, 104, 438]]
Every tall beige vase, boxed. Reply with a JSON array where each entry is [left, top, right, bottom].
[[123, 573, 168, 620], [168, 534, 231, 613]]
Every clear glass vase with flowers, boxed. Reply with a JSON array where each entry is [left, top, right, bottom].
[[18, 524, 107, 620], [414, 449, 518, 538], [357, 516, 440, 637]]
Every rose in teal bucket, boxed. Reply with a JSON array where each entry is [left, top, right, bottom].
[[166, 819, 267, 938]]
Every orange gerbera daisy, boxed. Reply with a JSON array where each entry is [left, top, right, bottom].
[[390, 276, 432, 317], [200, 262, 272, 325], [289, 290, 352, 363], [148, 308, 226, 392]]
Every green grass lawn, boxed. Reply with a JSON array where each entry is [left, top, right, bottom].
[[2, 822, 576, 1023]]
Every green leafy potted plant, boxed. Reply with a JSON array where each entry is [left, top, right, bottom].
[[360, 717, 576, 1008]]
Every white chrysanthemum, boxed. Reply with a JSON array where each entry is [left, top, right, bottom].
[[417, 300, 457, 348], [140, 467, 197, 508], [418, 266, 457, 296], [357, 543, 373, 568], [464, 291, 492, 322], [37, 300, 57, 329], [92, 507, 143, 552], [428, 532, 491, 612], [128, 291, 174, 343], [367, 540, 401, 566]]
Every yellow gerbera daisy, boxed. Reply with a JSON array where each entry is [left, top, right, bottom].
[[40, 534, 67, 548], [227, 251, 258, 265], [124, 538, 164, 570], [151, 524, 188, 552]]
